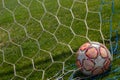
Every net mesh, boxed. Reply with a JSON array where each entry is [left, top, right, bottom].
[[0, 0, 120, 80]]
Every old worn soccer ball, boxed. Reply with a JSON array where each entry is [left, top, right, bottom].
[[76, 42, 112, 76]]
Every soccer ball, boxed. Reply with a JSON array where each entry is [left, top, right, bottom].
[[76, 42, 112, 76]]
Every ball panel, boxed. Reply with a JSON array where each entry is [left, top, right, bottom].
[[86, 47, 98, 59], [91, 42, 100, 49], [104, 59, 111, 70], [83, 59, 95, 71], [92, 67, 103, 75], [76, 59, 82, 69], [100, 46, 108, 58], [94, 56, 105, 67], [80, 42, 90, 51]]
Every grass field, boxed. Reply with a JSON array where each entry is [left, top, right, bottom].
[[0, 0, 120, 80]]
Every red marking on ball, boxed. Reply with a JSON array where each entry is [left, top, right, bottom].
[[83, 59, 95, 71], [76, 59, 82, 69], [104, 59, 111, 70], [86, 47, 98, 59], [92, 67, 103, 75], [80, 43, 90, 51], [100, 46, 108, 58]]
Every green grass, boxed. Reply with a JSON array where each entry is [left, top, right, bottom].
[[0, 0, 120, 80]]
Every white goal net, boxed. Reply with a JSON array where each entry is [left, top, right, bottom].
[[0, 0, 119, 80]]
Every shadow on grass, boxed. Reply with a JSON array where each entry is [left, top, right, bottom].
[[0, 49, 76, 79]]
